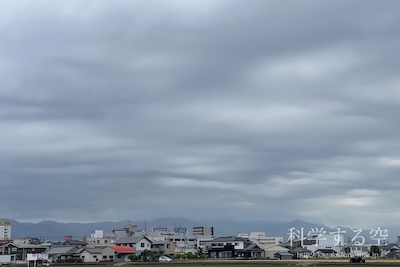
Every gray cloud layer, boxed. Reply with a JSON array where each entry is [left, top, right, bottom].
[[1, 0, 400, 228]]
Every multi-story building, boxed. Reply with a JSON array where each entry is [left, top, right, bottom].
[[130, 226, 197, 254], [237, 232, 283, 245], [91, 230, 104, 238], [297, 234, 345, 257], [112, 224, 138, 238], [193, 226, 214, 236], [84, 236, 117, 247], [0, 221, 11, 239], [83, 230, 117, 248]]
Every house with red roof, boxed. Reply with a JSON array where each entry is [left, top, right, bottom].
[[102, 246, 136, 262], [115, 236, 152, 254]]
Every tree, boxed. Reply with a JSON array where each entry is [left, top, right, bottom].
[[142, 249, 154, 262], [343, 246, 351, 257], [369, 245, 381, 258], [196, 247, 203, 256], [185, 252, 195, 259], [128, 254, 139, 262], [196, 247, 206, 259]]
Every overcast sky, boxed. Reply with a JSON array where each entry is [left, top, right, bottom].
[[1, 0, 400, 229]]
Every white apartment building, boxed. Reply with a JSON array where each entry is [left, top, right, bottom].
[[132, 227, 198, 254], [91, 230, 104, 238], [0, 221, 11, 239], [193, 226, 214, 236], [305, 234, 345, 256], [238, 232, 283, 245]]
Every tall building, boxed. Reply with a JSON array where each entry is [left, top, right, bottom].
[[0, 221, 11, 239], [193, 226, 214, 236], [237, 232, 283, 245], [91, 230, 104, 238]]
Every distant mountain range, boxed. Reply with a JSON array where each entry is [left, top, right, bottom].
[[2, 217, 398, 243]]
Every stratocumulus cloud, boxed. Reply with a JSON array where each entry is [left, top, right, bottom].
[[1, 0, 400, 229]]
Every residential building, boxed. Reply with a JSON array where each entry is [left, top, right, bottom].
[[305, 234, 345, 256], [46, 246, 82, 262], [112, 224, 138, 238], [274, 251, 293, 260], [63, 240, 87, 247], [193, 226, 214, 236], [0, 237, 41, 246], [151, 241, 176, 255], [167, 235, 197, 254], [348, 243, 370, 258], [207, 236, 251, 258], [239, 244, 265, 259], [115, 236, 152, 254], [83, 236, 116, 247], [314, 248, 337, 258], [132, 227, 197, 254], [102, 246, 135, 262], [0, 243, 48, 262], [79, 248, 103, 262], [383, 244, 400, 259], [91, 230, 104, 238], [197, 236, 214, 250], [259, 244, 290, 259], [289, 246, 312, 259], [0, 221, 11, 240], [238, 232, 283, 245]]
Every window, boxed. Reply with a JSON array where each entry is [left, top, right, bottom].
[[103, 256, 107, 259], [93, 256, 97, 259], [167, 244, 170, 249], [105, 240, 108, 243], [141, 243, 145, 248]]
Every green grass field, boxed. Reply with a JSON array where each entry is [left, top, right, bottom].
[[89, 259, 400, 267], [44, 258, 400, 267]]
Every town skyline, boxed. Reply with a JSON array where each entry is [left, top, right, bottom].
[[2, 217, 399, 244]]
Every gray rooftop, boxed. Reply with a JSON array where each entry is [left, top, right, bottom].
[[84, 248, 103, 254], [115, 236, 152, 244], [211, 236, 248, 242], [46, 246, 78, 255]]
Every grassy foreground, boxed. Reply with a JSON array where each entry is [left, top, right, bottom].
[[87, 259, 400, 267]]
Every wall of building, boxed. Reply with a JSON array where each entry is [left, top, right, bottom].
[[0, 221, 11, 239], [238, 232, 283, 245], [84, 237, 116, 247], [193, 226, 214, 236]]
